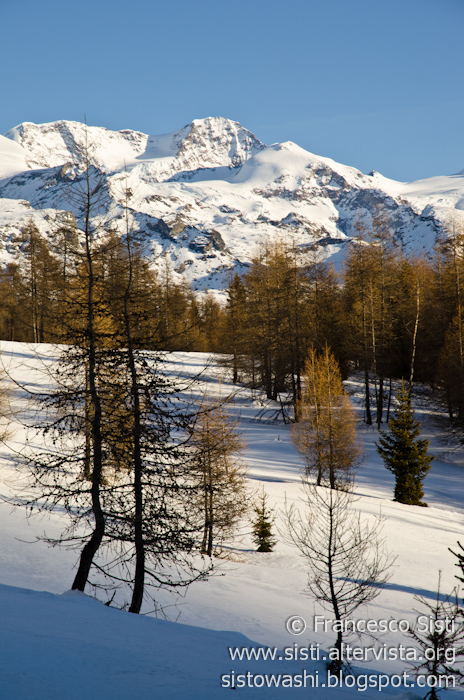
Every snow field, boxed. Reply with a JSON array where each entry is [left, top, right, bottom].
[[0, 342, 463, 698]]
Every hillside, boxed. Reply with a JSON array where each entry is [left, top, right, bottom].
[[0, 342, 463, 698]]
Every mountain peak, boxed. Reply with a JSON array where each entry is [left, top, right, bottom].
[[4, 120, 148, 172], [190, 116, 240, 128], [174, 116, 265, 169]]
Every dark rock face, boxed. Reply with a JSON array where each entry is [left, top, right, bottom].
[[145, 218, 171, 239], [210, 230, 226, 252]]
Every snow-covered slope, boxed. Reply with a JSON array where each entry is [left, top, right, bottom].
[[1, 117, 464, 291], [0, 342, 464, 698], [0, 135, 29, 180], [4, 117, 264, 178], [0, 582, 431, 700]]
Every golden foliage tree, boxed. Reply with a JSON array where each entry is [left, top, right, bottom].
[[291, 346, 362, 489], [222, 238, 342, 418], [189, 396, 249, 556]]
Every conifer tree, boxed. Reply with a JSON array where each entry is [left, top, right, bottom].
[[13, 166, 212, 610], [0, 263, 22, 341], [86, 182, 212, 612], [367, 209, 400, 427], [342, 219, 374, 424], [291, 346, 362, 489], [376, 381, 433, 505], [251, 490, 276, 552], [223, 273, 248, 384], [433, 216, 464, 429], [188, 396, 248, 556], [406, 582, 464, 700], [342, 211, 400, 427], [223, 238, 342, 412]]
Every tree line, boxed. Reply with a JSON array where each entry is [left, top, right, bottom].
[[0, 220, 223, 354], [221, 214, 464, 436], [3, 207, 464, 436]]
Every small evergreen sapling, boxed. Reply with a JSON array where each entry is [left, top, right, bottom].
[[252, 490, 276, 552], [376, 381, 434, 506]]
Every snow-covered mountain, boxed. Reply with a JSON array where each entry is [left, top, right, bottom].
[[1, 116, 463, 291]]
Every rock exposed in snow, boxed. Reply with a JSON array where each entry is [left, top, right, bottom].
[[1, 116, 464, 292]]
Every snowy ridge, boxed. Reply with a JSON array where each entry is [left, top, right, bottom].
[[4, 117, 265, 179], [4, 120, 149, 172], [1, 117, 464, 291]]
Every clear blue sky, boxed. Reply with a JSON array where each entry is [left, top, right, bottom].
[[1, 0, 463, 182]]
